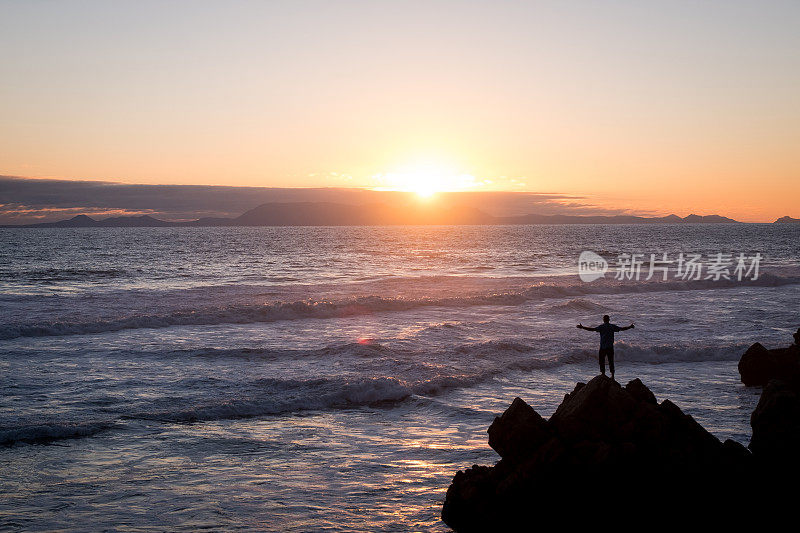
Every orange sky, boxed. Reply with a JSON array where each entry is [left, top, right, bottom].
[[1, 2, 798, 222]]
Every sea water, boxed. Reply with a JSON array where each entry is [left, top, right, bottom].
[[1, 224, 798, 531]]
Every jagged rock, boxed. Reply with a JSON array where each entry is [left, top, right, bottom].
[[739, 343, 773, 386], [441, 376, 754, 530], [551, 376, 644, 444], [749, 380, 800, 467], [738, 339, 800, 387], [625, 377, 657, 405], [487, 397, 549, 462], [737, 331, 800, 471]]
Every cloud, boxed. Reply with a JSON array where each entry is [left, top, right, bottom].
[[0, 175, 627, 224]]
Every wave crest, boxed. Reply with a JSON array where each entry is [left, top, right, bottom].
[[2, 272, 797, 340]]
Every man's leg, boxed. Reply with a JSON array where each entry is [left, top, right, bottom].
[[599, 349, 606, 375], [608, 348, 615, 380]]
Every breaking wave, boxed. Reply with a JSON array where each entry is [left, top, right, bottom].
[[0, 337, 754, 446], [2, 271, 797, 340], [0, 422, 116, 446]]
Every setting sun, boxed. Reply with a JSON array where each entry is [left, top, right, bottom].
[[371, 161, 479, 198]]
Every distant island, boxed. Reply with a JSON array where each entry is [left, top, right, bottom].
[[774, 216, 800, 223], [1, 202, 756, 227]]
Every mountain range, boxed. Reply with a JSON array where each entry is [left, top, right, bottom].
[[4, 202, 788, 227]]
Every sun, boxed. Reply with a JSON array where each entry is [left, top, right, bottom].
[[415, 185, 437, 199], [371, 161, 479, 198], [398, 168, 442, 198]]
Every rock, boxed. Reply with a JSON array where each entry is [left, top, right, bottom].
[[441, 376, 754, 530], [722, 438, 751, 459], [440, 466, 496, 532], [550, 376, 642, 444], [737, 331, 800, 471], [625, 377, 657, 405], [738, 338, 800, 387], [749, 379, 800, 468], [739, 343, 774, 386], [487, 397, 550, 462]]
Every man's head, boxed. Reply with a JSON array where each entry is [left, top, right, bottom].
[[603, 315, 610, 323]]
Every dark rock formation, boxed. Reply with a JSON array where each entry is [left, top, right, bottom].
[[750, 380, 800, 464], [441, 376, 756, 530], [738, 332, 800, 386], [486, 397, 550, 461], [444, 334, 800, 531], [737, 331, 800, 477]]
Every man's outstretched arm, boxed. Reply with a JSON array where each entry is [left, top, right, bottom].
[[576, 323, 597, 331], [620, 323, 635, 331]]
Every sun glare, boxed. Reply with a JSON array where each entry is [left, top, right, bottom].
[[371, 162, 480, 198]]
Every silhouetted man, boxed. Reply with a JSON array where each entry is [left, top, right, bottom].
[[577, 315, 634, 380]]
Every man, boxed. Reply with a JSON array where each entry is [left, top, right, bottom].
[[577, 315, 635, 380]]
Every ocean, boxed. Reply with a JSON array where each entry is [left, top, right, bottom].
[[1, 224, 798, 531]]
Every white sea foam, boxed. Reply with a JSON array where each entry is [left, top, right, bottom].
[[3, 271, 796, 340]]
